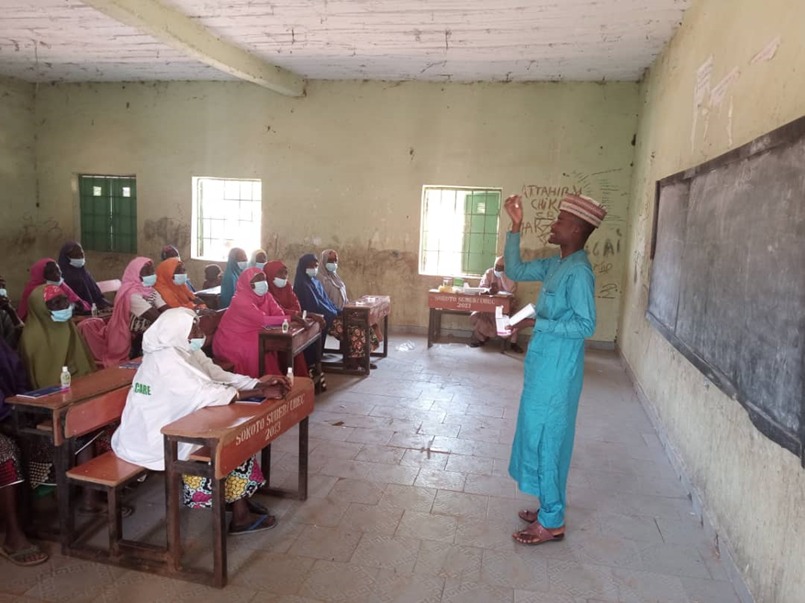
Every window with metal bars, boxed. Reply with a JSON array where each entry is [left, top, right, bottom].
[[78, 174, 138, 253], [191, 177, 262, 261], [419, 186, 501, 277]]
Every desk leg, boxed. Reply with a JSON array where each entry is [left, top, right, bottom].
[[211, 476, 227, 588], [261, 444, 272, 488], [164, 437, 181, 572], [427, 309, 434, 348], [362, 317, 371, 374], [258, 338, 265, 377], [380, 315, 389, 358], [56, 441, 72, 552], [298, 417, 309, 501]]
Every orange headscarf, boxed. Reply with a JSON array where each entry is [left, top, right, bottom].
[[154, 258, 200, 309]]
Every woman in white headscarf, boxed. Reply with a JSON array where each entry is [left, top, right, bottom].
[[112, 308, 289, 534]]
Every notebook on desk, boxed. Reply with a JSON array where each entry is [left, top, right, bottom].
[[17, 385, 64, 399]]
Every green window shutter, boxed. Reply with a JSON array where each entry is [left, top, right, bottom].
[[79, 175, 137, 253]]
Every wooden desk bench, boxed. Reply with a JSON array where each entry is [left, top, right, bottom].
[[323, 295, 391, 375], [427, 290, 513, 348], [258, 321, 321, 384], [161, 378, 315, 587]]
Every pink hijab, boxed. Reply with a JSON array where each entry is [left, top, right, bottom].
[[78, 257, 155, 368], [18, 257, 89, 321], [212, 267, 288, 378]]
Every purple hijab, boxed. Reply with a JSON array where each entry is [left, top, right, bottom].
[[58, 241, 110, 309], [0, 338, 29, 421]]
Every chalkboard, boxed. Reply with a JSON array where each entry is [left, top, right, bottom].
[[648, 116, 805, 466]]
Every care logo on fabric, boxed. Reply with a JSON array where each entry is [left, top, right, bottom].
[[133, 382, 152, 396]]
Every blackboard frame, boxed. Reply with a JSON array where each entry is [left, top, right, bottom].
[[648, 115, 805, 467]]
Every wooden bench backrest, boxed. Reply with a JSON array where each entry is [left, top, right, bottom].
[[64, 385, 130, 439]]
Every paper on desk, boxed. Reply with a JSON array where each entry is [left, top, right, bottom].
[[496, 303, 536, 336]]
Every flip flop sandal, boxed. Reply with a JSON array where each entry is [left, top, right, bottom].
[[0, 544, 49, 567], [517, 508, 540, 523], [229, 514, 277, 535], [512, 522, 565, 546]]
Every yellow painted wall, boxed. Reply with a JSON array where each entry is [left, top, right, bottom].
[[620, 1, 805, 601], [0, 77, 38, 298], [29, 80, 637, 341]]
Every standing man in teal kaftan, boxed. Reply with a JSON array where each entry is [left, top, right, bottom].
[[503, 192, 607, 545]]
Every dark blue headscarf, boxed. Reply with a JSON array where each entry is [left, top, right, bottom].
[[219, 247, 245, 309], [293, 253, 338, 326], [58, 241, 110, 309]]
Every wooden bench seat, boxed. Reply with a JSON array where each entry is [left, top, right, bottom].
[[188, 446, 211, 463], [66, 450, 146, 487]]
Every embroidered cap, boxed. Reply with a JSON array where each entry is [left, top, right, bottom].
[[559, 194, 607, 228]]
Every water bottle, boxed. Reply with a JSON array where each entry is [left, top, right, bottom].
[[281, 318, 289, 334], [60, 366, 71, 390], [286, 367, 294, 386], [91, 303, 98, 317]]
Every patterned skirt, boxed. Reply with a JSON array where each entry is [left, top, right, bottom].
[[181, 456, 265, 509], [0, 433, 24, 489], [329, 316, 379, 359]]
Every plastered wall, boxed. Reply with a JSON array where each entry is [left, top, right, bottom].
[[620, 1, 805, 601], [27, 79, 636, 341], [0, 77, 37, 297]]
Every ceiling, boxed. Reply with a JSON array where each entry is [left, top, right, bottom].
[[0, 0, 691, 95]]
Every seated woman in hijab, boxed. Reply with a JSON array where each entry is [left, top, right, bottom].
[[154, 258, 206, 311], [0, 275, 24, 349], [19, 285, 95, 389], [112, 308, 289, 534], [202, 264, 223, 290], [57, 242, 112, 313], [249, 249, 268, 270], [78, 257, 169, 367], [213, 268, 297, 378], [219, 248, 248, 309], [17, 258, 90, 321], [317, 248, 381, 353]]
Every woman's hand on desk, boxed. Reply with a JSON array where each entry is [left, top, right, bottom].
[[257, 374, 292, 398], [307, 313, 327, 329]]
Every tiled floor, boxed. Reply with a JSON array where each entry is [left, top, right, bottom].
[[0, 336, 748, 602]]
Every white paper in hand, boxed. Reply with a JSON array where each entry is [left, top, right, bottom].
[[496, 303, 536, 336]]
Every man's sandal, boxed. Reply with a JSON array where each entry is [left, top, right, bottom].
[[518, 508, 539, 523], [512, 522, 565, 545], [0, 544, 49, 567]]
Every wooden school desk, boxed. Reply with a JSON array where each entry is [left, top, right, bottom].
[[324, 295, 391, 375], [5, 365, 138, 546], [257, 320, 322, 377], [427, 290, 513, 348], [161, 377, 315, 587], [195, 285, 221, 310]]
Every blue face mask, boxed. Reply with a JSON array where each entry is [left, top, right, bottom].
[[237, 261, 248, 271], [273, 277, 287, 289], [325, 262, 338, 273], [46, 278, 64, 287], [252, 280, 268, 296], [173, 273, 188, 286], [255, 262, 267, 270], [306, 268, 318, 278], [69, 258, 86, 268], [142, 274, 157, 287], [50, 306, 74, 323], [188, 336, 206, 352], [0, 288, 7, 298]]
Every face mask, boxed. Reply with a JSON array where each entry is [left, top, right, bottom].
[[188, 336, 205, 352], [252, 280, 268, 296], [50, 306, 73, 323], [237, 261, 248, 271], [305, 268, 318, 278], [273, 277, 287, 289], [493, 270, 504, 278], [173, 274, 188, 286], [69, 258, 86, 268], [0, 288, 7, 298], [46, 278, 64, 287], [142, 274, 157, 287], [255, 262, 266, 270], [325, 262, 338, 273]]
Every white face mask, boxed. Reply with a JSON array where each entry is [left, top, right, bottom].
[[305, 268, 318, 278], [325, 262, 338, 273], [237, 261, 248, 271], [273, 277, 287, 289], [69, 258, 86, 268], [142, 274, 157, 287], [173, 274, 188, 286], [493, 270, 504, 278], [255, 262, 267, 270], [0, 288, 7, 298], [252, 280, 269, 296], [188, 336, 205, 352]]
